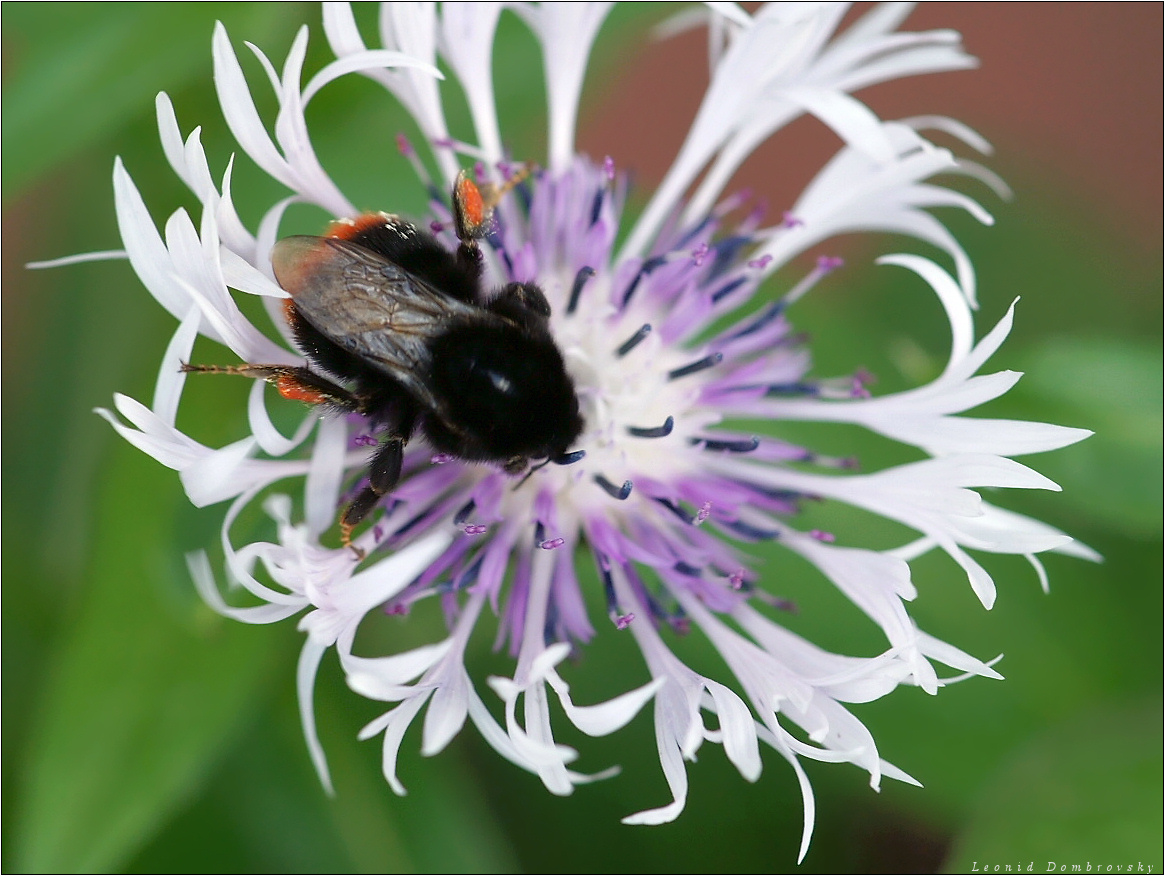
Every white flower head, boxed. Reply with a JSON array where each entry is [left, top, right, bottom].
[[72, 2, 1096, 862]]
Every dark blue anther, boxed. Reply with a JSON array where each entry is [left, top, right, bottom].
[[692, 435, 760, 453], [567, 266, 595, 315], [451, 554, 484, 591], [668, 352, 723, 380], [676, 216, 713, 248], [621, 255, 667, 307], [753, 485, 803, 502], [654, 497, 698, 525], [721, 519, 780, 541], [454, 499, 476, 525], [601, 563, 617, 606], [763, 382, 820, 397], [710, 276, 747, 303], [707, 235, 754, 278], [594, 475, 633, 500], [394, 508, 430, 537], [724, 300, 786, 340], [616, 323, 652, 357], [627, 416, 674, 439], [554, 449, 586, 466], [590, 189, 604, 226]]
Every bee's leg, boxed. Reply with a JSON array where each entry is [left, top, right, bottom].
[[339, 410, 417, 557], [180, 363, 364, 412], [339, 486, 380, 558], [451, 171, 487, 276], [340, 438, 405, 558], [450, 166, 532, 271]]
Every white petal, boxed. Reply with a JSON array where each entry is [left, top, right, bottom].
[[303, 49, 443, 105], [114, 159, 203, 327], [297, 637, 334, 795], [179, 436, 262, 507], [220, 246, 287, 298], [153, 307, 201, 427], [376, 695, 430, 796], [303, 415, 347, 537], [439, 3, 504, 165], [421, 672, 470, 756], [187, 549, 304, 624], [877, 254, 974, 368], [621, 712, 689, 826], [703, 679, 762, 781], [783, 86, 895, 163], [345, 640, 452, 698], [213, 23, 293, 189], [546, 670, 664, 737], [916, 631, 1004, 682]]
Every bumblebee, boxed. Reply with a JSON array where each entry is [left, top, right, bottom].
[[184, 171, 583, 548]]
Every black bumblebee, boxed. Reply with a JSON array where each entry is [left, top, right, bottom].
[[184, 171, 584, 547]]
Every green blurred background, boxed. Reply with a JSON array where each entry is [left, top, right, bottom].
[[3, 4, 1161, 873]]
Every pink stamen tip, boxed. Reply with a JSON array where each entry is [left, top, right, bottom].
[[671, 617, 691, 635], [473, 161, 485, 182], [603, 155, 615, 180], [354, 434, 377, 446], [431, 453, 454, 464], [433, 137, 455, 149], [691, 242, 709, 266], [539, 537, 565, 550], [373, 525, 384, 541], [781, 211, 804, 228], [384, 602, 409, 616], [817, 255, 844, 272], [748, 254, 773, 270], [810, 529, 836, 543], [729, 569, 746, 590], [615, 613, 635, 630], [430, 220, 445, 234], [849, 379, 871, 399], [464, 524, 487, 535], [695, 501, 712, 524], [395, 133, 414, 156]]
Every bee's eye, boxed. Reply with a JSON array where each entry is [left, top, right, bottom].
[[486, 369, 515, 396]]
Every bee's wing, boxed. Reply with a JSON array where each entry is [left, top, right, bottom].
[[272, 235, 483, 406]]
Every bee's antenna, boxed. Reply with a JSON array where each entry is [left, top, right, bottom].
[[511, 457, 550, 491], [511, 449, 585, 491], [481, 163, 535, 211]]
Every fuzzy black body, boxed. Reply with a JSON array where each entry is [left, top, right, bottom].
[[270, 213, 583, 528]]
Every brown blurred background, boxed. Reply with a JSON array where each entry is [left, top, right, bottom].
[[582, 3, 1162, 253]]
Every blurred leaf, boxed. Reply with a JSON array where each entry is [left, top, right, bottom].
[[2, 3, 305, 202], [1014, 337, 1163, 536], [317, 679, 521, 874], [12, 446, 282, 873], [942, 698, 1164, 870], [128, 684, 361, 873]]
